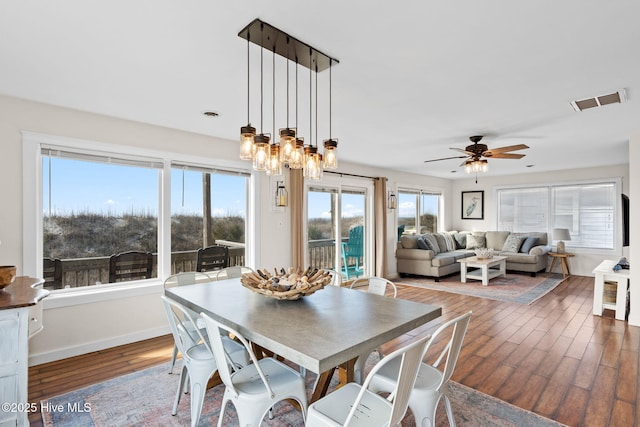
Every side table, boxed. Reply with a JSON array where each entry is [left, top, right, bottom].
[[592, 260, 629, 321], [548, 252, 574, 277]]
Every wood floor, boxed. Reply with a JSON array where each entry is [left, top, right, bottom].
[[28, 274, 639, 426]]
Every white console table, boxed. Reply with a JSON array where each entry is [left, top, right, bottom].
[[592, 260, 629, 321], [0, 277, 48, 427]]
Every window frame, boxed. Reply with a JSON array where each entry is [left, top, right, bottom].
[[396, 186, 443, 235], [494, 178, 622, 255], [22, 131, 255, 303]]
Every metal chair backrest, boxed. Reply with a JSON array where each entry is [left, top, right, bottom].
[[163, 272, 213, 289], [350, 276, 397, 298], [108, 251, 153, 283], [161, 296, 208, 360], [213, 266, 254, 280], [196, 245, 229, 272]]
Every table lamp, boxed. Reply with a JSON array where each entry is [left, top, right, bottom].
[[553, 228, 571, 253]]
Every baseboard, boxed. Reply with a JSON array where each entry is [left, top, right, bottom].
[[28, 325, 171, 367]]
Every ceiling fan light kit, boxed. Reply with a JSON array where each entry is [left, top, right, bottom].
[[424, 135, 529, 177]]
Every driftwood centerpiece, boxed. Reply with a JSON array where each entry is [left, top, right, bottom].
[[241, 267, 332, 300]]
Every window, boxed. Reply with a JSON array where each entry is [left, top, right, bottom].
[[24, 132, 252, 292], [398, 190, 441, 235], [497, 181, 618, 250]]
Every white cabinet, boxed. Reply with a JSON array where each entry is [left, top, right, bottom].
[[0, 308, 28, 427], [593, 260, 630, 321]]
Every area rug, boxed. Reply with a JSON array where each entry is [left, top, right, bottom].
[[41, 359, 566, 427], [399, 272, 566, 304]]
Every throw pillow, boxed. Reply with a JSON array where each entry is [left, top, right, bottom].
[[519, 236, 539, 253], [454, 232, 467, 249], [400, 235, 418, 249], [465, 234, 486, 249], [502, 235, 526, 253], [434, 233, 448, 252], [422, 233, 441, 254], [441, 232, 457, 252], [416, 236, 429, 250]]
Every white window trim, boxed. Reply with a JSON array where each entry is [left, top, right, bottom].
[[396, 184, 445, 232], [493, 177, 623, 256], [22, 131, 256, 307]]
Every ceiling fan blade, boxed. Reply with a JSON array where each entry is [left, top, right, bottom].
[[483, 144, 529, 156], [450, 147, 475, 155], [487, 153, 526, 159], [423, 155, 468, 163]]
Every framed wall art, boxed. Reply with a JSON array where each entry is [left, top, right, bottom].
[[461, 190, 484, 220]]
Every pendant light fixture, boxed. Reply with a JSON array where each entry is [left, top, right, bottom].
[[238, 19, 339, 178], [239, 35, 256, 160]]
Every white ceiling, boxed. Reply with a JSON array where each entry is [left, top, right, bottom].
[[1, 1, 637, 179]]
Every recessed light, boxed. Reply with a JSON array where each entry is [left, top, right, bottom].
[[203, 111, 220, 117], [450, 170, 457, 173], [526, 164, 535, 168]]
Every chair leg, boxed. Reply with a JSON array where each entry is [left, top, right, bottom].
[[442, 393, 456, 427], [172, 365, 188, 416], [409, 392, 442, 427], [169, 344, 178, 373], [217, 396, 231, 427]]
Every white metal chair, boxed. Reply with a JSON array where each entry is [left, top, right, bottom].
[[350, 276, 398, 383], [164, 272, 214, 373], [327, 269, 343, 286], [369, 311, 473, 427], [212, 265, 255, 280], [161, 296, 248, 427], [200, 312, 308, 427], [306, 333, 431, 427]]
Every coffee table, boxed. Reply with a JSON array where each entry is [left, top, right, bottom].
[[457, 255, 507, 286]]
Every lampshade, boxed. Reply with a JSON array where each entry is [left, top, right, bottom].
[[553, 228, 571, 241]]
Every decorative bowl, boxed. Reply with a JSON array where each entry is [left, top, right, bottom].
[[475, 248, 494, 260], [0, 266, 17, 289], [241, 267, 333, 300]]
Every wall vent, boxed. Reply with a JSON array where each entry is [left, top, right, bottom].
[[571, 89, 627, 112]]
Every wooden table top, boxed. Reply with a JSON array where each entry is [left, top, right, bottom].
[[0, 276, 48, 310], [165, 278, 441, 374]]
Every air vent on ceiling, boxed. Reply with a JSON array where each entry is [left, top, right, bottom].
[[571, 89, 627, 112]]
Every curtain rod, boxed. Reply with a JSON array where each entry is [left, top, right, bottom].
[[324, 170, 385, 181]]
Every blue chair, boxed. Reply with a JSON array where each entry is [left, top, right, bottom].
[[341, 225, 364, 280]]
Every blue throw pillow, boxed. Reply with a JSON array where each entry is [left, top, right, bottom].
[[519, 236, 539, 253], [416, 237, 429, 250]]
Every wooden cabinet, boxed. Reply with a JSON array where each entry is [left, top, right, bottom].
[[0, 277, 48, 427]]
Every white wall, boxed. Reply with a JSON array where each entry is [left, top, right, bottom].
[[450, 164, 630, 277]]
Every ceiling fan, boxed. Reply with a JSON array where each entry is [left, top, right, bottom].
[[424, 135, 529, 173]]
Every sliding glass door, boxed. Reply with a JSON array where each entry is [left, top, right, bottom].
[[306, 182, 371, 280]]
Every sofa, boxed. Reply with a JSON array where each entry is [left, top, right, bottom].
[[396, 230, 551, 281]]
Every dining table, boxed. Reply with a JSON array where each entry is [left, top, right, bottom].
[[164, 277, 441, 402]]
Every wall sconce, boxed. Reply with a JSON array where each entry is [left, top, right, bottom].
[[275, 181, 288, 207], [388, 191, 397, 210]]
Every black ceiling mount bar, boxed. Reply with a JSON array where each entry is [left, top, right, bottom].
[[238, 18, 339, 72]]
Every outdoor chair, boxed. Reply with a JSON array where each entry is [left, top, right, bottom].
[[196, 245, 228, 273], [43, 257, 63, 289], [341, 225, 364, 280], [369, 311, 473, 427], [163, 272, 215, 373], [350, 276, 398, 384], [161, 296, 248, 427], [108, 251, 153, 283], [306, 333, 431, 427], [200, 312, 307, 427]]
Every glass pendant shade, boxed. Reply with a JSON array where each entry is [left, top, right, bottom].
[[239, 125, 256, 160], [323, 139, 338, 169], [279, 128, 296, 164], [465, 159, 488, 174], [304, 146, 322, 180], [253, 134, 270, 171], [266, 143, 283, 176], [289, 138, 305, 169]]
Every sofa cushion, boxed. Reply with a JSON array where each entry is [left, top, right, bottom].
[[440, 232, 457, 252], [520, 236, 539, 253], [466, 234, 486, 249], [530, 246, 550, 256], [502, 235, 526, 253], [511, 232, 548, 246], [416, 237, 429, 250], [400, 235, 419, 249], [396, 247, 435, 260], [422, 234, 441, 254], [453, 232, 468, 249], [498, 252, 539, 264], [434, 234, 448, 252], [485, 231, 511, 251], [431, 254, 456, 267]]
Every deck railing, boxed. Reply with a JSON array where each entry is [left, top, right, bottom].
[[46, 238, 360, 290]]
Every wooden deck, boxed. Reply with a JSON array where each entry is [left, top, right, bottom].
[[28, 274, 639, 426]]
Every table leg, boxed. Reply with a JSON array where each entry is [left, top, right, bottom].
[[499, 260, 506, 278], [549, 257, 558, 274], [481, 265, 488, 286], [563, 258, 571, 276], [311, 367, 336, 403], [460, 264, 467, 283]]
